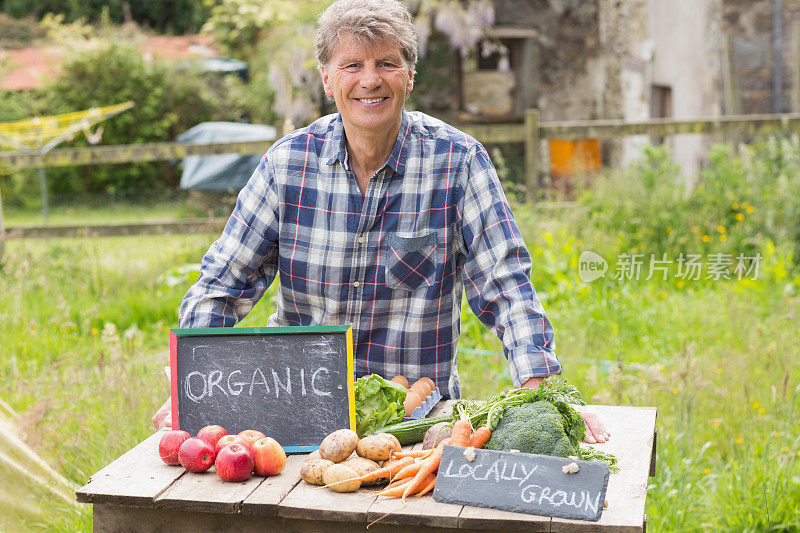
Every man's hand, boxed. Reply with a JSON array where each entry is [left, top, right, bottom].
[[152, 397, 172, 430], [574, 406, 610, 443], [520, 377, 610, 444]]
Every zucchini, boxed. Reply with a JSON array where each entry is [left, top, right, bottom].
[[374, 414, 452, 445]]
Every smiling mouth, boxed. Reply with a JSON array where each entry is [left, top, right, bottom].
[[356, 97, 388, 104]]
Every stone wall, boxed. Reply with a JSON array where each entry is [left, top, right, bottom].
[[493, 0, 605, 121], [722, 0, 800, 114]]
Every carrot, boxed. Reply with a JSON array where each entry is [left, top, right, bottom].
[[448, 418, 473, 448], [377, 478, 413, 497], [384, 477, 413, 490], [362, 456, 414, 482], [390, 449, 433, 459], [322, 456, 414, 489], [401, 445, 445, 501], [467, 426, 492, 449], [401, 421, 470, 502], [391, 460, 424, 482], [413, 474, 437, 497]]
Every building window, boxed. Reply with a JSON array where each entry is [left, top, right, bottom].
[[650, 84, 672, 145]]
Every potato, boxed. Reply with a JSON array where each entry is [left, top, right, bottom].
[[300, 458, 334, 485], [356, 434, 397, 461], [307, 449, 321, 460], [319, 429, 359, 463], [323, 463, 362, 492], [376, 433, 402, 454], [341, 456, 381, 485]]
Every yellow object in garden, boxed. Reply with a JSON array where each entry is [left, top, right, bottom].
[[0, 101, 134, 151]]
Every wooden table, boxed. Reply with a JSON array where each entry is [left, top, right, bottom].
[[77, 402, 656, 532]]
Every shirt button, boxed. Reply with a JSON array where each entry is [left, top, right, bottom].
[[353, 281, 360, 288], [357, 235, 365, 244]]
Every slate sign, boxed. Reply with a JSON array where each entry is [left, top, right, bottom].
[[170, 326, 355, 453], [432, 446, 610, 522]]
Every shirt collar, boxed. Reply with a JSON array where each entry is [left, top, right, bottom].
[[324, 109, 410, 177]]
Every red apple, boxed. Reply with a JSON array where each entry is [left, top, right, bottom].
[[238, 429, 267, 448], [215, 434, 251, 456], [215, 443, 254, 482], [159, 430, 190, 465], [178, 437, 215, 473], [197, 425, 228, 449], [251, 437, 287, 477]]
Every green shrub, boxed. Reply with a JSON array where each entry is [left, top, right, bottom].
[[0, 13, 46, 48], [580, 140, 800, 264], [3, 42, 249, 201], [2, 0, 210, 34]]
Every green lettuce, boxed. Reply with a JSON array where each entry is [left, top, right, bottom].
[[354, 374, 407, 437]]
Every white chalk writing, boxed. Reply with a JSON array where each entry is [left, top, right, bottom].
[[519, 485, 600, 515], [440, 456, 601, 516], [183, 366, 332, 403]]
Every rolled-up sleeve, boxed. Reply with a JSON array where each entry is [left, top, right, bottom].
[[458, 145, 561, 385], [178, 154, 281, 328]]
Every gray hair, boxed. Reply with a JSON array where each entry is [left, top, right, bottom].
[[316, 0, 418, 70]]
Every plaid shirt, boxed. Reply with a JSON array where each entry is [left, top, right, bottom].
[[179, 110, 561, 398]]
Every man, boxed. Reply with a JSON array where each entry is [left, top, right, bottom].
[[154, 0, 608, 443]]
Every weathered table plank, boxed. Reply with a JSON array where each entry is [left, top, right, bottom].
[[154, 465, 264, 514], [94, 504, 490, 533], [240, 454, 305, 515], [76, 430, 185, 507], [367, 485, 465, 529], [277, 471, 380, 523]]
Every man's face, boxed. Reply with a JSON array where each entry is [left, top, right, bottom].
[[320, 32, 414, 135]]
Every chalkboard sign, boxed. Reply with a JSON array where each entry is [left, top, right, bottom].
[[433, 446, 610, 522], [169, 326, 355, 453]]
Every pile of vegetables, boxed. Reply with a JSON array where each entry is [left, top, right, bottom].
[[354, 374, 441, 436], [303, 419, 491, 501], [301, 430, 406, 492], [375, 377, 584, 444], [375, 377, 618, 471], [304, 379, 618, 510]]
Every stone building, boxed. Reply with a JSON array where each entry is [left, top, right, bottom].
[[416, 0, 800, 180]]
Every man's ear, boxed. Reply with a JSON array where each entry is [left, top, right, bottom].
[[406, 68, 414, 93], [320, 65, 333, 96]]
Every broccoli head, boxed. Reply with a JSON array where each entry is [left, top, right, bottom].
[[484, 401, 582, 458]]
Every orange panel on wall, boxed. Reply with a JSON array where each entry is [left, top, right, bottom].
[[548, 139, 601, 177]]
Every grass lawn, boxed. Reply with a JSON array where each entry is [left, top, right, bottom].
[[2, 200, 194, 228], [1, 198, 799, 531]]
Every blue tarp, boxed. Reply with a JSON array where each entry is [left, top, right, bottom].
[[178, 122, 276, 193]]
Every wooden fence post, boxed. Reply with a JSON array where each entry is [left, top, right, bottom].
[[524, 108, 540, 203], [791, 19, 800, 112], [0, 187, 5, 261], [722, 33, 742, 115]]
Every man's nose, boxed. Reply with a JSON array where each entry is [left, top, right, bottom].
[[360, 64, 382, 90]]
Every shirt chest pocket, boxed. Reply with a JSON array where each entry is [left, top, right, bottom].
[[384, 232, 438, 291]]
